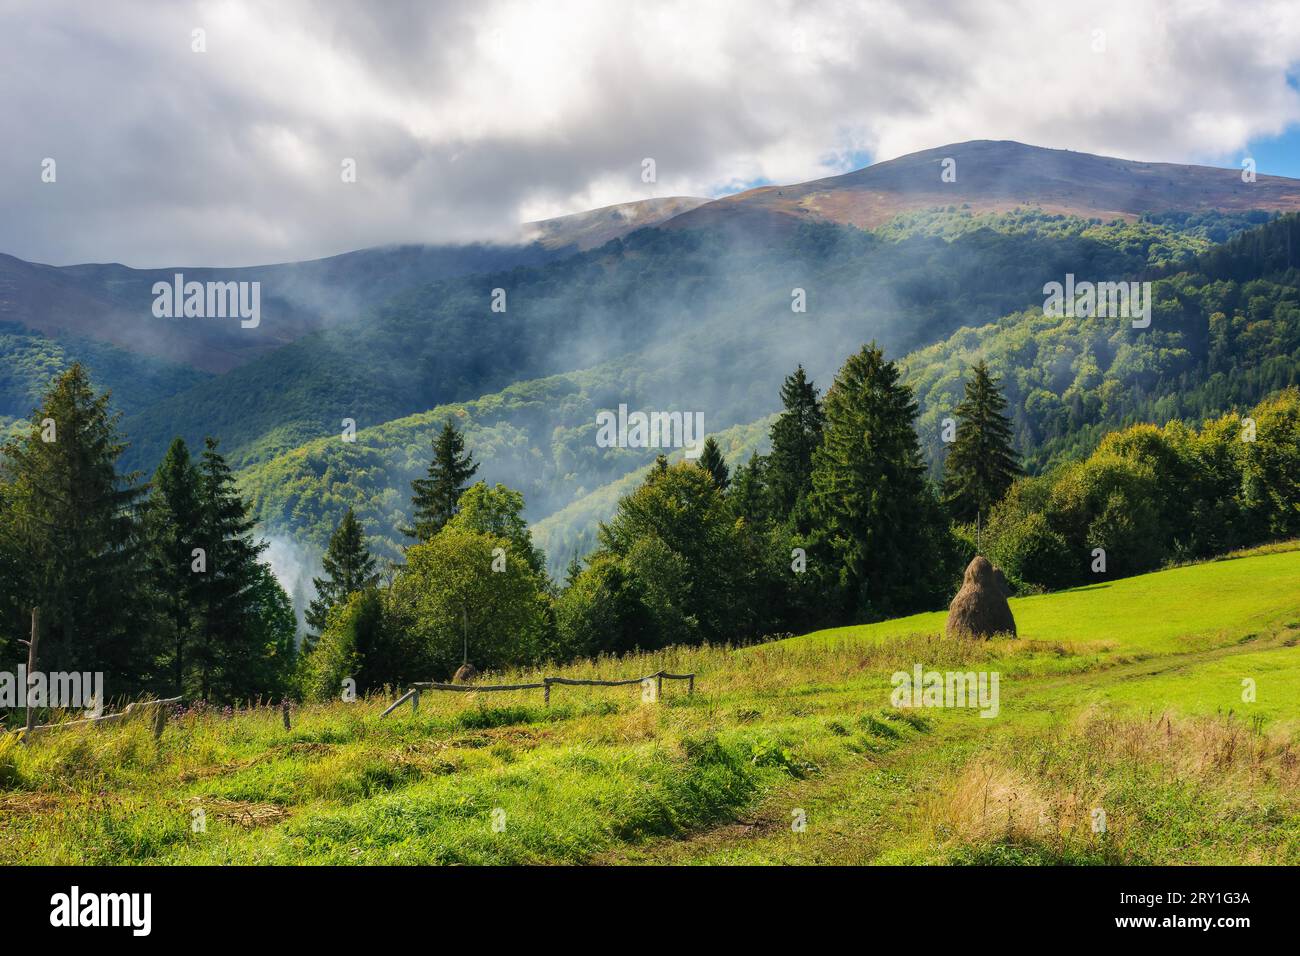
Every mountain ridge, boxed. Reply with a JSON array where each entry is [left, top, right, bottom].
[[665, 140, 1300, 234], [5, 140, 1299, 378]]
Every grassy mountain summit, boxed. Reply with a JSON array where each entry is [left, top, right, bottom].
[[668, 140, 1300, 234]]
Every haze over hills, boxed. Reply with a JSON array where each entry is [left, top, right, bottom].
[[5, 139, 1300, 588], [4, 141, 1299, 379], [0, 198, 705, 376]]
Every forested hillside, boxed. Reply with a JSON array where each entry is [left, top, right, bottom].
[[909, 212, 1300, 471], [0, 320, 208, 437], [121, 212, 1208, 473], [226, 210, 1294, 575]]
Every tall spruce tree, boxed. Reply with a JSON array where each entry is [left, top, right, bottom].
[[144, 437, 203, 694], [809, 343, 951, 618], [942, 360, 1021, 524], [0, 364, 150, 686], [729, 452, 770, 524], [404, 420, 479, 541], [767, 365, 825, 519], [192, 437, 269, 701], [697, 437, 730, 491], [306, 508, 378, 644]]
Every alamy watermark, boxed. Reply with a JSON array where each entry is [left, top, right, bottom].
[[595, 404, 705, 459], [890, 665, 999, 718], [0, 666, 104, 715], [152, 273, 261, 328], [50, 886, 151, 936], [1043, 274, 1151, 329]]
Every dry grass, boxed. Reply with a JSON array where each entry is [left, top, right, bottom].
[[923, 709, 1300, 864]]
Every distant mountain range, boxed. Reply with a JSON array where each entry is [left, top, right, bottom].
[[4, 139, 1299, 585], [666, 139, 1300, 233], [7, 141, 1299, 375]]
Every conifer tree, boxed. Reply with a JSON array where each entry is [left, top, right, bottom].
[[729, 452, 770, 524], [564, 550, 584, 588], [697, 436, 730, 491], [192, 437, 268, 700], [404, 420, 479, 541], [0, 364, 149, 684], [306, 508, 378, 644], [809, 343, 951, 617], [145, 437, 203, 693], [942, 360, 1021, 524], [767, 365, 825, 519]]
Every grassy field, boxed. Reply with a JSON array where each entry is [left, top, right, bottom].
[[3, 542, 1299, 865]]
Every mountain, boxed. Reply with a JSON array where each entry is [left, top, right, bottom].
[[0, 320, 208, 435], [7, 140, 1300, 578], [0, 245, 561, 374], [0, 198, 711, 376], [666, 140, 1300, 235], [533, 212, 1300, 573], [523, 196, 709, 250], [123, 205, 1221, 475], [14, 142, 1297, 379], [229, 209, 1270, 571]]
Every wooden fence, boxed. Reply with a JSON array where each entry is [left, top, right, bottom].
[[381, 670, 694, 718], [21, 695, 183, 743]]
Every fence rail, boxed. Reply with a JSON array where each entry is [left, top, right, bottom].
[[381, 670, 694, 718], [22, 695, 182, 743]]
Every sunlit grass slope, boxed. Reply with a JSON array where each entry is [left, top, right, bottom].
[[1, 542, 1297, 865], [788, 542, 1300, 657]]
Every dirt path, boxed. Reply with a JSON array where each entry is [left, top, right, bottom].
[[601, 624, 1298, 864]]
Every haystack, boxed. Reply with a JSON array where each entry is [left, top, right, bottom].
[[945, 555, 1016, 639], [451, 663, 479, 684]]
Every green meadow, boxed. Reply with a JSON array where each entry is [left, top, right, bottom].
[[3, 542, 1298, 866]]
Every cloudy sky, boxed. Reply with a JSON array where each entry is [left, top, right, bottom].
[[4, 0, 1300, 267]]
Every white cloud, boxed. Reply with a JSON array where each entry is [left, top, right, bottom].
[[2, 0, 1298, 265]]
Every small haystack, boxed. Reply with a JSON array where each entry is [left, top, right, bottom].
[[452, 663, 479, 684], [946, 555, 1017, 639]]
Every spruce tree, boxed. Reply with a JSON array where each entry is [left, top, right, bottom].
[[192, 437, 267, 701], [697, 437, 730, 491], [809, 343, 950, 617], [942, 360, 1021, 524], [245, 562, 298, 699], [768, 365, 825, 519], [404, 420, 479, 541], [0, 364, 149, 685], [564, 550, 584, 588], [306, 508, 378, 643], [144, 437, 203, 694], [729, 452, 770, 524]]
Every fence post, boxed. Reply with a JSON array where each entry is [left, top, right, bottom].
[[281, 700, 291, 730], [22, 607, 39, 739], [543, 679, 550, 706], [656, 673, 663, 701], [152, 702, 167, 740], [411, 688, 420, 714], [688, 674, 694, 696]]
